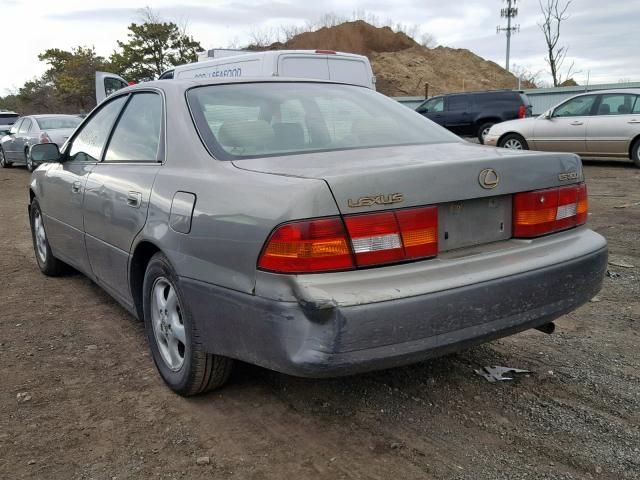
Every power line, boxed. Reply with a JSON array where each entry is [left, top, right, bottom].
[[496, 0, 520, 71]]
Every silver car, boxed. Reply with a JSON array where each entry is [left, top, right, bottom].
[[484, 89, 640, 167], [27, 78, 607, 395], [0, 114, 82, 171]]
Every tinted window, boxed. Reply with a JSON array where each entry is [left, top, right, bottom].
[[104, 93, 162, 162], [597, 94, 636, 115], [0, 114, 19, 125], [633, 96, 640, 114], [18, 119, 32, 134], [553, 95, 596, 117], [104, 77, 129, 97], [69, 96, 126, 162], [35, 116, 82, 130], [448, 95, 470, 111], [423, 97, 444, 113], [187, 83, 458, 160]]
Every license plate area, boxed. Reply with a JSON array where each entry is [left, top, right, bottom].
[[438, 195, 512, 252]]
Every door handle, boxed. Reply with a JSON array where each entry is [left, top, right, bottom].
[[570, 121, 584, 126], [126, 191, 142, 208], [71, 181, 82, 193]]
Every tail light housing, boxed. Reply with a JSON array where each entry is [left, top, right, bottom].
[[39, 132, 51, 143], [518, 105, 526, 118], [258, 206, 438, 273], [513, 183, 587, 238]]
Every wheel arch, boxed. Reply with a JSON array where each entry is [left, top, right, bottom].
[[497, 131, 526, 146], [629, 134, 640, 159], [129, 240, 163, 321]]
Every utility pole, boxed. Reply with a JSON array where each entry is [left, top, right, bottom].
[[497, 0, 520, 71]]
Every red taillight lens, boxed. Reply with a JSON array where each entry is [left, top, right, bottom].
[[518, 105, 526, 118], [258, 206, 439, 273], [39, 132, 51, 143], [258, 217, 353, 273], [513, 183, 587, 238]]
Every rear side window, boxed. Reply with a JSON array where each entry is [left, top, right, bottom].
[[18, 119, 32, 134], [448, 95, 471, 111], [597, 94, 636, 115], [104, 77, 129, 98], [104, 93, 162, 162], [69, 96, 126, 162], [633, 96, 640, 114]]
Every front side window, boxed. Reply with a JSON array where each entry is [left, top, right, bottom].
[[104, 93, 162, 162], [553, 95, 596, 117], [423, 97, 444, 113], [69, 96, 126, 162], [18, 119, 32, 134], [188, 83, 457, 160], [597, 94, 636, 115], [104, 77, 129, 98]]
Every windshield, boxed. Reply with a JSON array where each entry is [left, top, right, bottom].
[[187, 82, 458, 160], [35, 116, 82, 130]]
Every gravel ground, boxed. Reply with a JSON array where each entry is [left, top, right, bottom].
[[0, 159, 638, 479]]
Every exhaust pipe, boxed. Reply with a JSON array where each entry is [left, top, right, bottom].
[[535, 322, 555, 334]]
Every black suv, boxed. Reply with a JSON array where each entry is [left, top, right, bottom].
[[415, 90, 532, 143]]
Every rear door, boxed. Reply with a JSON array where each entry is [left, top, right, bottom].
[[277, 54, 330, 80], [83, 91, 163, 304], [12, 117, 32, 162], [95, 71, 129, 104], [586, 93, 638, 155], [41, 96, 127, 274], [533, 94, 597, 153], [443, 95, 473, 135]]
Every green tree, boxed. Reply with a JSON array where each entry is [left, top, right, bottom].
[[110, 10, 202, 81]]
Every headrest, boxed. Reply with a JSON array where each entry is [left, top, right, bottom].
[[217, 120, 275, 149], [598, 103, 610, 115], [618, 104, 631, 114]]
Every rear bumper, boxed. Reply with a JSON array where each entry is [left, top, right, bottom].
[[180, 238, 607, 378]]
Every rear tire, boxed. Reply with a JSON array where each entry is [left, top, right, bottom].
[[30, 199, 69, 276], [143, 252, 233, 396], [0, 147, 11, 168], [498, 133, 529, 150], [477, 122, 495, 144], [631, 139, 640, 168]]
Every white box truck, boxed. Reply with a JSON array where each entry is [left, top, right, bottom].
[[96, 49, 376, 103]]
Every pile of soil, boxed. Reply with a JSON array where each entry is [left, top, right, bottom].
[[271, 20, 530, 96]]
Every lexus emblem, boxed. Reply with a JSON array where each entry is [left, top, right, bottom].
[[479, 168, 500, 189]]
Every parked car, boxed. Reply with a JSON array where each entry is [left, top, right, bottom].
[[0, 110, 20, 136], [484, 89, 640, 167], [27, 78, 606, 396], [0, 115, 82, 171], [415, 90, 532, 143]]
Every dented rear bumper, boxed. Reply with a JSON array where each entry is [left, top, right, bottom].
[[180, 228, 607, 378]]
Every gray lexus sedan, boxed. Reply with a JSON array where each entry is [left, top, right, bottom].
[[27, 78, 607, 395]]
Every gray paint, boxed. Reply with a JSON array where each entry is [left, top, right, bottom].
[[29, 76, 608, 378], [169, 192, 197, 234]]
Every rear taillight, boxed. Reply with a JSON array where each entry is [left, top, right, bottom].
[[513, 183, 587, 238], [258, 206, 438, 273], [39, 132, 51, 143], [518, 105, 526, 118]]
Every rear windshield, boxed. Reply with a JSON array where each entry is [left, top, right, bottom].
[[187, 82, 458, 160], [0, 114, 19, 125], [35, 116, 82, 130]]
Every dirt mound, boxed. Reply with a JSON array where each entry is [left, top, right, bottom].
[[272, 21, 527, 96]]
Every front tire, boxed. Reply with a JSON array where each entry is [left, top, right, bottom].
[[631, 139, 640, 168], [477, 122, 495, 144], [0, 147, 11, 168], [143, 252, 233, 396], [30, 199, 69, 276], [499, 133, 529, 150]]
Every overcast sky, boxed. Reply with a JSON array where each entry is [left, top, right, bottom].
[[2, 0, 639, 94]]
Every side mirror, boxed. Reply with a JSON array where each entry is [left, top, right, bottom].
[[30, 143, 61, 163], [543, 110, 553, 119], [416, 106, 427, 114], [9, 127, 18, 135]]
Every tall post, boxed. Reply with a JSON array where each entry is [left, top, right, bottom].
[[497, 0, 519, 72], [506, 0, 512, 71]]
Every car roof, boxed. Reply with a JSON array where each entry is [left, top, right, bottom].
[[572, 88, 640, 95], [28, 114, 81, 118]]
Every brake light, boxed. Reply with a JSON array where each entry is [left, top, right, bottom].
[[258, 206, 438, 273], [257, 217, 353, 273], [518, 105, 526, 118], [39, 132, 51, 143], [315, 49, 337, 54], [513, 183, 587, 238], [127, 81, 137, 86]]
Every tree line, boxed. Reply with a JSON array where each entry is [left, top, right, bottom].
[[0, 9, 201, 114]]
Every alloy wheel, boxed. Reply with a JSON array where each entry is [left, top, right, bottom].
[[151, 277, 186, 371], [33, 210, 48, 263], [503, 138, 523, 149]]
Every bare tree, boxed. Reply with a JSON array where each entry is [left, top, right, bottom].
[[538, 0, 576, 87]]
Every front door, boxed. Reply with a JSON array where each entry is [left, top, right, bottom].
[[419, 97, 445, 126], [533, 94, 597, 154], [443, 95, 473, 135], [40, 96, 127, 274], [586, 93, 639, 155], [83, 92, 163, 304]]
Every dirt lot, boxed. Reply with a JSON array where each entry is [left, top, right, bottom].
[[1, 160, 638, 480]]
